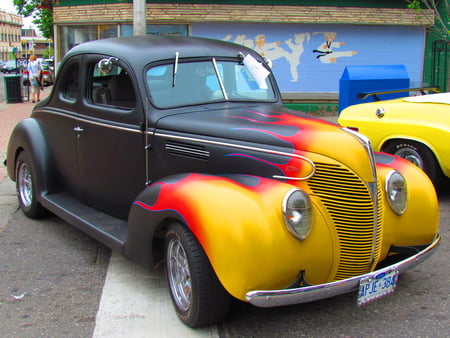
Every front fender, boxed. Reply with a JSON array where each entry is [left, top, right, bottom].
[[375, 152, 440, 258], [6, 118, 55, 196], [126, 173, 335, 301]]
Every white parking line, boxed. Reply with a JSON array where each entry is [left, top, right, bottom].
[[93, 251, 219, 337]]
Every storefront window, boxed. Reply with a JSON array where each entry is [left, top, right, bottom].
[[99, 25, 119, 39], [58, 24, 185, 59], [58, 25, 118, 60]]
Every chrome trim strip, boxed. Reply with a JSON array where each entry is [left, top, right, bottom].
[[341, 127, 377, 181], [246, 236, 440, 307], [44, 110, 143, 134], [155, 132, 316, 181], [368, 181, 379, 270]]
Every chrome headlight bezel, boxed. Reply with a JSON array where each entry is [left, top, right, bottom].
[[385, 170, 407, 215], [282, 189, 312, 240]]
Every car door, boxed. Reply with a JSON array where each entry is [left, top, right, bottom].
[[75, 55, 147, 219], [35, 57, 82, 197]]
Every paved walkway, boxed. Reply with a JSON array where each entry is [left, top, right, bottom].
[[0, 87, 51, 182]]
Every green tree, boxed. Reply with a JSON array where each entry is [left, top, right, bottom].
[[406, 0, 450, 39], [13, 0, 53, 39]]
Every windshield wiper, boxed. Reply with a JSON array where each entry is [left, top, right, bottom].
[[172, 51, 179, 87]]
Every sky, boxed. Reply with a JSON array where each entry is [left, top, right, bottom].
[[1, 0, 36, 29]]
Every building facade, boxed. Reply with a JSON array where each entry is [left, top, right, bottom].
[[21, 28, 53, 59], [52, 0, 448, 113], [0, 10, 22, 62]]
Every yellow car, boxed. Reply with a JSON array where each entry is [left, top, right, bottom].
[[339, 90, 450, 185]]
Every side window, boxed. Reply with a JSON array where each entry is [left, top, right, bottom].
[[61, 62, 79, 100], [90, 59, 136, 109]]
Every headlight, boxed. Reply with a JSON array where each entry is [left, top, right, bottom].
[[283, 189, 312, 240], [385, 170, 407, 215]]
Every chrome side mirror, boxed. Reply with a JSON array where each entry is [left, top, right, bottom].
[[97, 57, 118, 74]]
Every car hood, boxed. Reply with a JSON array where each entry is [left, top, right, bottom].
[[339, 92, 450, 130], [155, 104, 376, 181], [403, 92, 450, 104]]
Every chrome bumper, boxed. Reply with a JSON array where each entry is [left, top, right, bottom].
[[246, 236, 440, 307]]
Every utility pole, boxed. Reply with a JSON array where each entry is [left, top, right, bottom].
[[133, 0, 146, 36]]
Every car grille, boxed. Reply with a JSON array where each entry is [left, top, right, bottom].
[[307, 162, 383, 280]]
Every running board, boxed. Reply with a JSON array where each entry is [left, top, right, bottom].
[[41, 192, 127, 252]]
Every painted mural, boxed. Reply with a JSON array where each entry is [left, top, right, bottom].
[[192, 23, 425, 93]]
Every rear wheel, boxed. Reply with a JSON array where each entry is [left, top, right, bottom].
[[383, 140, 442, 184], [164, 222, 231, 327], [15, 151, 46, 218]]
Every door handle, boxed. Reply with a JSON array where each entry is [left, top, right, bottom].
[[74, 126, 84, 132]]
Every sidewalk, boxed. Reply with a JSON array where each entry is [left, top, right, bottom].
[[0, 87, 51, 182]]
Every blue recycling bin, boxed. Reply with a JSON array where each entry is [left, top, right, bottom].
[[339, 65, 409, 112]]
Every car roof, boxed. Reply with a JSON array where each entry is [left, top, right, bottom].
[[64, 35, 257, 68]]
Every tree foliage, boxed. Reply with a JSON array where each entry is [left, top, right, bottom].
[[13, 0, 53, 39], [406, 0, 450, 39]]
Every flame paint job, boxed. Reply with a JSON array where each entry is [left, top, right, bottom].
[[133, 173, 336, 299]]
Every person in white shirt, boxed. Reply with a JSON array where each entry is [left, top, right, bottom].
[[27, 54, 42, 103]]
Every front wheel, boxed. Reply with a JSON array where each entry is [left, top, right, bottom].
[[383, 140, 442, 184], [15, 151, 46, 218], [164, 222, 231, 328]]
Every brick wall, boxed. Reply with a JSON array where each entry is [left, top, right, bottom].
[[53, 3, 435, 26]]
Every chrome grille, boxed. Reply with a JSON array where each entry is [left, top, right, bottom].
[[307, 162, 381, 280]]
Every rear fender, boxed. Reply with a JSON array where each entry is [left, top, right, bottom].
[[6, 118, 55, 196]]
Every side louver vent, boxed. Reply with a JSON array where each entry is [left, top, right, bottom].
[[165, 140, 210, 160]]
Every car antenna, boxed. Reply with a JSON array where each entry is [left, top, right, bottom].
[[172, 52, 179, 87]]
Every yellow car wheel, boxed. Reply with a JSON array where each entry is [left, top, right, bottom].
[[383, 140, 442, 184]]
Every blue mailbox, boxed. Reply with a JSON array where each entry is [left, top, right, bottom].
[[339, 65, 410, 112]]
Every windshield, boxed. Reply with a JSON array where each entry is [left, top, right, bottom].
[[146, 57, 276, 108]]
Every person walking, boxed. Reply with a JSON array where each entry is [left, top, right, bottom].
[[27, 55, 42, 103]]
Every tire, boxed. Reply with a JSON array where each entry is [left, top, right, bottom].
[[164, 222, 231, 328], [383, 140, 442, 184], [15, 151, 47, 218]]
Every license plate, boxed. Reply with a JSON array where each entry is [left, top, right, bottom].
[[357, 269, 399, 306]]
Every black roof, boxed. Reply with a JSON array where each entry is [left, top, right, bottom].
[[64, 35, 259, 68]]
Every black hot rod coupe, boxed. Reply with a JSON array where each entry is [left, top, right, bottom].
[[5, 35, 440, 327]]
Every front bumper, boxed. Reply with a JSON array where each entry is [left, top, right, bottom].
[[246, 235, 440, 307]]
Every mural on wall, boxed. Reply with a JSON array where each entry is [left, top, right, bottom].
[[192, 23, 425, 93]]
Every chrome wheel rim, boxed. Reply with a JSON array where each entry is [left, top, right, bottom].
[[17, 162, 33, 208], [167, 237, 192, 312], [394, 148, 423, 169]]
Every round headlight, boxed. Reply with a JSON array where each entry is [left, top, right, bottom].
[[386, 170, 407, 215], [283, 189, 312, 240]]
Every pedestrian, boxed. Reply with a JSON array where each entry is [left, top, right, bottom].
[[27, 54, 42, 103]]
